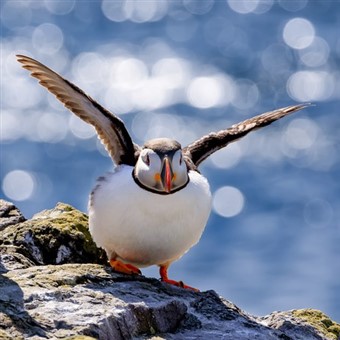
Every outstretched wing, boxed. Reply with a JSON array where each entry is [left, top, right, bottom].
[[183, 104, 310, 167], [16, 55, 139, 166]]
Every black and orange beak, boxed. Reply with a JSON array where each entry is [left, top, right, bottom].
[[160, 156, 174, 193]]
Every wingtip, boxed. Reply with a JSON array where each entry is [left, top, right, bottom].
[[296, 102, 314, 109], [16, 54, 27, 61], [16, 54, 30, 66], [284, 102, 314, 114], [304, 102, 315, 109], [16, 54, 37, 66]]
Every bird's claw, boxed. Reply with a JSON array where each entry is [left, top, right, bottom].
[[109, 259, 141, 275], [161, 277, 200, 292], [159, 265, 199, 291]]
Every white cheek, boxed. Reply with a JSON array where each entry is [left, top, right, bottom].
[[150, 156, 162, 171], [172, 154, 182, 170], [149, 162, 160, 175], [138, 159, 149, 172], [137, 156, 162, 188], [173, 163, 188, 187]]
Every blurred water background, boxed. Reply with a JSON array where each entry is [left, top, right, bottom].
[[1, 0, 339, 321]]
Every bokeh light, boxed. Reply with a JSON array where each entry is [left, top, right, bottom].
[[72, 52, 108, 90], [287, 71, 334, 101], [298, 36, 330, 68], [37, 112, 68, 143], [102, 0, 168, 23], [279, 0, 308, 12], [69, 115, 96, 140], [231, 79, 259, 110], [3, 78, 43, 110], [212, 186, 245, 218], [101, 0, 127, 23], [2, 170, 36, 201], [187, 75, 234, 109], [32, 23, 64, 55], [283, 18, 315, 50], [227, 0, 259, 14], [209, 143, 243, 169], [152, 58, 191, 89], [253, 0, 273, 14], [1, 111, 23, 142], [111, 58, 148, 90], [44, 0, 75, 15], [183, 0, 214, 15], [283, 118, 319, 150]]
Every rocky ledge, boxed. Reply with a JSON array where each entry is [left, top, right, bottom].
[[0, 200, 339, 340]]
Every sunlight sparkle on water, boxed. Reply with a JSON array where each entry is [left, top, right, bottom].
[[212, 186, 245, 218], [283, 18, 315, 50], [287, 71, 334, 102], [227, 0, 260, 14], [2, 170, 36, 202], [298, 36, 330, 68], [187, 75, 234, 109], [102, 0, 168, 23], [32, 23, 64, 55], [44, 0, 75, 15]]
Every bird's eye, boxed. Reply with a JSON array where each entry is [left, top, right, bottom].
[[179, 154, 183, 165], [142, 153, 150, 166]]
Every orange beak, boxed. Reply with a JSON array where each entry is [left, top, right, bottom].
[[161, 156, 173, 193]]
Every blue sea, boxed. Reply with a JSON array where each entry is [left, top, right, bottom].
[[1, 0, 339, 322]]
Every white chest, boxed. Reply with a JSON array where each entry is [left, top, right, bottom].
[[88, 165, 212, 267]]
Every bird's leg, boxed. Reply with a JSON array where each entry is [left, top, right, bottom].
[[109, 259, 141, 275], [159, 265, 199, 292]]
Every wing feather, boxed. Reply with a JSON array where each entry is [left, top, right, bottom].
[[183, 104, 311, 167], [16, 55, 139, 166]]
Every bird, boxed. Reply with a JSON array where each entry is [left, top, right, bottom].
[[17, 54, 309, 291]]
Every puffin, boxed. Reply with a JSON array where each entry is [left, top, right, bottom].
[[17, 55, 309, 290]]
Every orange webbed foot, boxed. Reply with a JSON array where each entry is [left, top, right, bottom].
[[159, 265, 199, 292], [109, 259, 141, 275]]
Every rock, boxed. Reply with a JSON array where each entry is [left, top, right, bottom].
[[261, 310, 340, 340], [0, 200, 26, 231], [0, 200, 339, 340], [0, 202, 106, 270]]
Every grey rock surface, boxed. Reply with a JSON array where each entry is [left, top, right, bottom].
[[0, 199, 26, 231], [0, 200, 339, 340]]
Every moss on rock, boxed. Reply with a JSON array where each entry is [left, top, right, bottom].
[[293, 309, 340, 340]]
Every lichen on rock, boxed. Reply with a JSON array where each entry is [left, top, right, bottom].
[[0, 202, 106, 268], [292, 309, 340, 340]]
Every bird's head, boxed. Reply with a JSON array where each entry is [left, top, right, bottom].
[[133, 138, 189, 194]]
